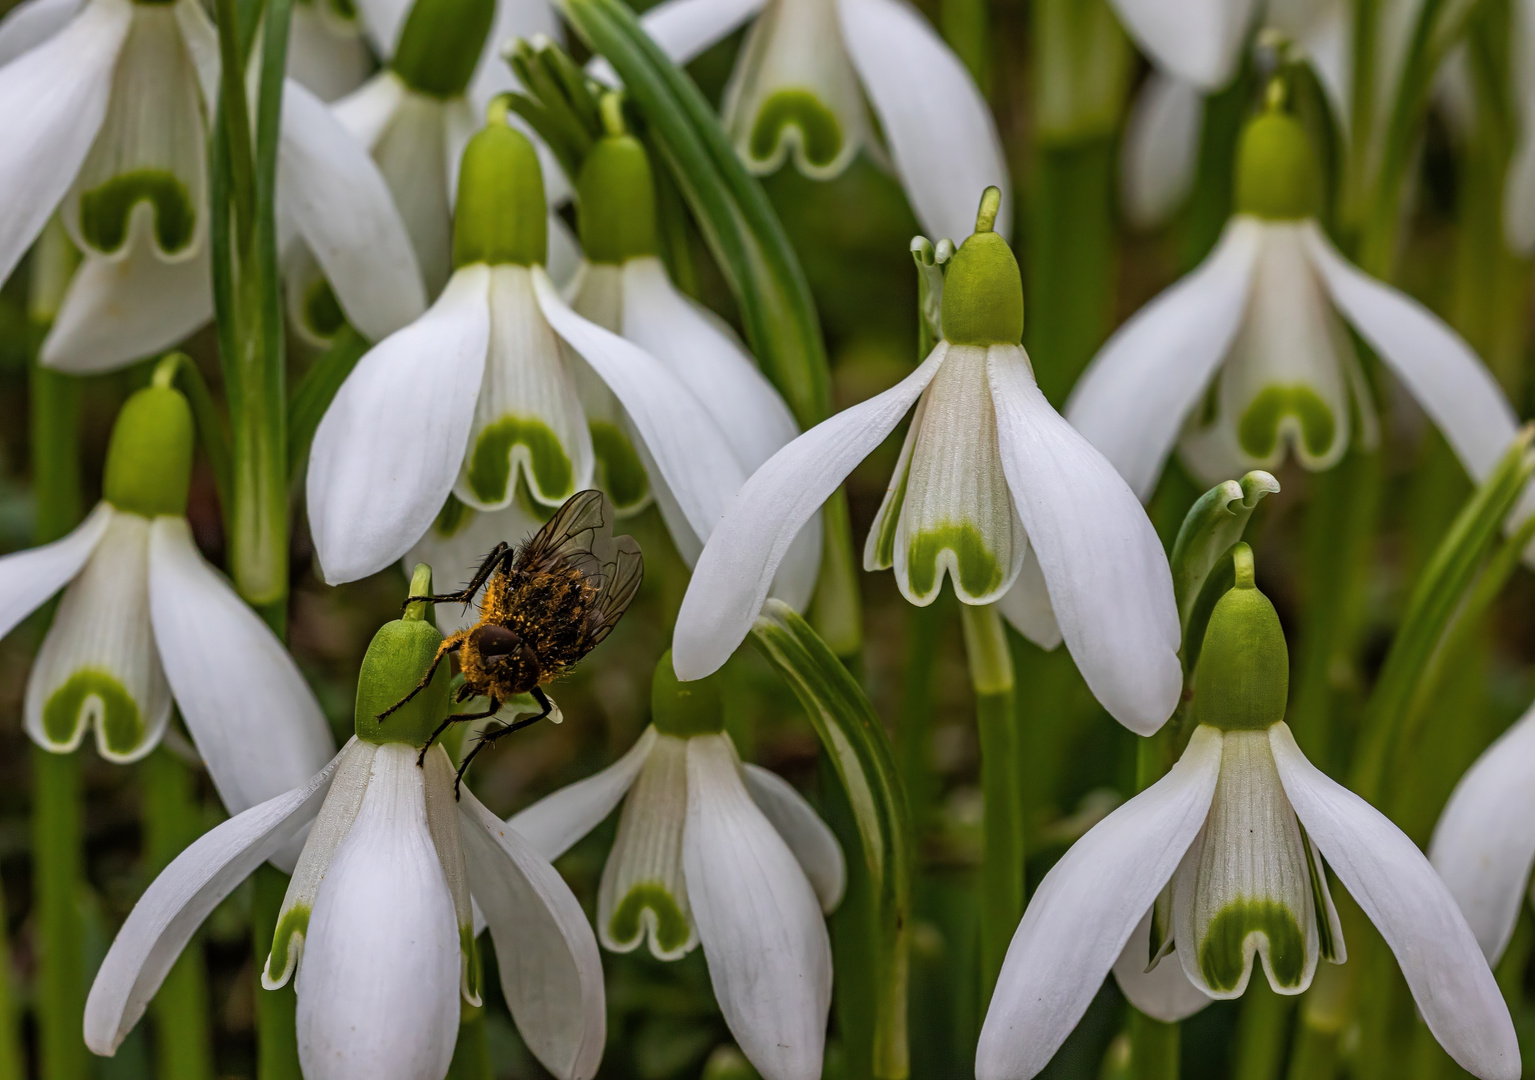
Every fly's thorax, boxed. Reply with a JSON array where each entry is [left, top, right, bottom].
[[940, 189, 1024, 347], [354, 613, 449, 747], [459, 622, 541, 699], [102, 386, 193, 518], [651, 651, 724, 738], [390, 0, 494, 99], [1234, 111, 1323, 222], [1192, 545, 1289, 732], [576, 135, 660, 265], [452, 119, 547, 270]]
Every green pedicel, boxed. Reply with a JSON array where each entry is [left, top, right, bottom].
[[941, 188, 1024, 347], [576, 135, 660, 265], [651, 651, 724, 738], [452, 117, 547, 270], [1193, 544, 1289, 733], [103, 386, 194, 518], [1233, 111, 1323, 222], [354, 567, 450, 747]]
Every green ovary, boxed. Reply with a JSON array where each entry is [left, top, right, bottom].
[[43, 670, 142, 755], [1198, 899, 1307, 992], [609, 882, 691, 955], [79, 170, 195, 255], [466, 417, 573, 505], [1237, 385, 1337, 461], [265, 906, 311, 983], [906, 523, 1002, 600], [749, 90, 843, 170], [590, 421, 648, 511]]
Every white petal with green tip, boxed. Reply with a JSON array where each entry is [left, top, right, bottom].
[[421, 743, 479, 1005], [568, 263, 652, 515], [367, 85, 455, 294], [1111, 907, 1213, 1023], [741, 762, 846, 913], [863, 391, 925, 573], [509, 726, 657, 863]]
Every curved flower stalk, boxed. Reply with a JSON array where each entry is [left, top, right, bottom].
[[1070, 108, 1520, 502], [0, 384, 334, 817], [675, 188, 1181, 735], [976, 546, 1518, 1080], [511, 654, 843, 1080], [0, 0, 423, 370], [84, 585, 606, 1080]]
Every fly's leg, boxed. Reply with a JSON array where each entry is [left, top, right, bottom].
[[376, 638, 461, 721], [453, 687, 553, 798], [401, 542, 514, 610], [415, 695, 502, 767]]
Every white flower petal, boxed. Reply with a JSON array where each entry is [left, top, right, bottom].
[[420, 745, 477, 1002], [740, 762, 845, 913], [0, 0, 83, 65], [975, 724, 1222, 1080], [170, 0, 218, 116], [466, 0, 563, 110], [352, 0, 409, 57], [864, 392, 924, 573], [0, 501, 112, 641], [838, 0, 1010, 242], [332, 68, 406, 149], [460, 786, 607, 1080], [277, 79, 425, 343], [1430, 703, 1535, 962], [84, 749, 340, 1055], [673, 345, 946, 680], [361, 83, 455, 294], [1120, 71, 1203, 230], [1066, 217, 1265, 501], [307, 264, 491, 584], [508, 726, 657, 862], [685, 733, 831, 1080], [1270, 722, 1520, 1080], [988, 343, 1181, 735], [634, 0, 769, 66], [148, 517, 336, 815], [1107, 0, 1255, 89], [995, 544, 1062, 650], [1111, 908, 1214, 1023], [404, 499, 544, 636], [285, 4, 371, 103], [296, 743, 460, 1080]]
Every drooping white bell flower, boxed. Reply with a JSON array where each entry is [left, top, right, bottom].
[[674, 189, 1181, 735], [1071, 109, 1521, 502], [0, 0, 423, 370], [977, 554, 1518, 1080], [84, 600, 606, 1080], [0, 384, 334, 817], [511, 655, 843, 1080]]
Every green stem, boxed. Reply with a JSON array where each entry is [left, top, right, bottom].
[[0, 860, 20, 1080], [252, 864, 300, 1080], [31, 748, 87, 1080], [897, 598, 945, 837], [1232, 977, 1292, 1080], [807, 491, 863, 662], [446, 1002, 492, 1080], [1129, 1007, 1180, 1080]]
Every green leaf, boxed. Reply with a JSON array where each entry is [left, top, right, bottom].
[[1170, 471, 1280, 629]]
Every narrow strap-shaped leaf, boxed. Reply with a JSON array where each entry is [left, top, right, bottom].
[[1169, 471, 1280, 630]]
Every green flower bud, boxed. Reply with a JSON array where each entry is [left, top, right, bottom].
[[940, 187, 1024, 346], [391, 0, 494, 99], [103, 386, 194, 518], [652, 650, 723, 738], [1193, 544, 1289, 732], [453, 113, 547, 269], [1234, 111, 1323, 221], [354, 566, 450, 746], [577, 135, 659, 265]]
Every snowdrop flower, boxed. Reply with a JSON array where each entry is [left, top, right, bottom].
[[510, 655, 843, 1080], [0, 382, 334, 815], [977, 546, 1518, 1080], [308, 110, 753, 586], [675, 188, 1181, 734], [0, 0, 423, 371], [1070, 109, 1521, 502], [84, 587, 606, 1080]]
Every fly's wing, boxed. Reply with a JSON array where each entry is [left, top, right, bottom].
[[585, 536, 643, 647], [514, 490, 612, 578]]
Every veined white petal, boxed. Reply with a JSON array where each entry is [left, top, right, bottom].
[[263, 739, 377, 989], [0, 0, 129, 285], [25, 510, 169, 762], [460, 786, 607, 1080], [994, 544, 1062, 650], [421, 744, 478, 1004], [1107, 0, 1255, 89], [358, 82, 454, 294], [1120, 71, 1203, 230], [837, 0, 1011, 242], [1066, 217, 1265, 501], [1430, 702, 1535, 962], [631, 0, 769, 67], [296, 743, 460, 1080], [170, 0, 218, 116], [352, 0, 408, 57], [673, 344, 946, 680], [864, 392, 924, 573], [685, 733, 831, 1080], [1270, 722, 1520, 1080], [976, 725, 1223, 1080], [277, 79, 426, 343], [988, 343, 1182, 735], [0, 0, 83, 65], [148, 517, 336, 816], [404, 498, 544, 636], [567, 263, 652, 517], [1111, 908, 1214, 1022], [0, 501, 112, 641], [332, 68, 406, 149], [458, 265, 593, 511], [1303, 223, 1521, 486], [741, 762, 845, 913], [598, 732, 697, 960], [286, 3, 371, 103], [509, 726, 657, 862], [85, 749, 341, 1055], [307, 264, 491, 584], [893, 343, 1025, 606]]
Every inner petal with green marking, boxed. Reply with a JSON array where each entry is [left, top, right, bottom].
[[264, 905, 312, 987], [42, 669, 142, 755]]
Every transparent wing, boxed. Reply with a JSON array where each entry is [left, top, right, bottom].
[[585, 537, 643, 647], [514, 489, 612, 576]]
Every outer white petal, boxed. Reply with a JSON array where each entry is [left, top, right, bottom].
[[1431, 704, 1535, 962], [1120, 71, 1203, 230], [636, 0, 768, 66], [1111, 908, 1214, 1022], [837, 0, 1009, 243], [1303, 223, 1519, 482], [508, 726, 657, 861], [994, 545, 1062, 650], [976, 725, 1222, 1080], [673, 345, 946, 679], [277, 79, 425, 342], [296, 743, 460, 1080], [306, 265, 491, 584], [988, 344, 1181, 735], [1270, 723, 1520, 1080], [84, 750, 340, 1055], [0, 501, 111, 640], [148, 517, 336, 815], [332, 69, 405, 149], [741, 762, 846, 913], [685, 734, 831, 1080], [1107, 0, 1255, 89], [460, 787, 607, 1080], [0, 0, 83, 64], [285, 5, 371, 102], [0, 0, 128, 285], [1066, 217, 1265, 501], [352, 0, 408, 57]]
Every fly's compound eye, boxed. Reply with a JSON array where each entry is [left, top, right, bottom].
[[470, 624, 523, 656]]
